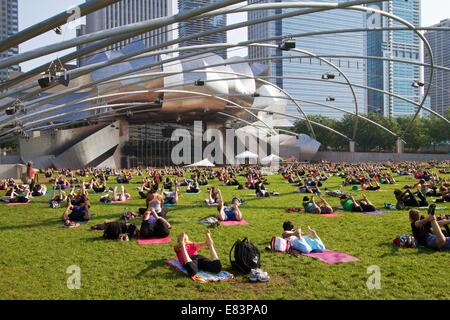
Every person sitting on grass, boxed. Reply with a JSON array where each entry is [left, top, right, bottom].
[[163, 187, 179, 205], [62, 199, 92, 227], [303, 195, 333, 214], [340, 194, 376, 212], [138, 178, 153, 199], [409, 205, 450, 251], [281, 221, 326, 254], [216, 192, 243, 222], [174, 230, 222, 279], [146, 186, 164, 214], [394, 188, 428, 209], [139, 208, 171, 239]]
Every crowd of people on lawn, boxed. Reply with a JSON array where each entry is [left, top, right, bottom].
[[1, 160, 449, 280]]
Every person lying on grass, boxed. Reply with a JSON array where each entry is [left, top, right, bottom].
[[303, 195, 333, 214], [139, 208, 171, 239], [281, 221, 326, 254], [186, 179, 200, 193], [49, 187, 68, 203], [394, 188, 428, 209], [163, 187, 179, 205], [255, 180, 271, 197], [206, 186, 221, 205], [92, 179, 107, 194], [101, 185, 131, 203], [361, 179, 381, 191], [409, 205, 450, 251], [339, 194, 376, 212], [175, 230, 222, 278], [31, 183, 47, 197], [435, 186, 450, 203], [215, 190, 243, 222], [2, 186, 32, 203], [68, 185, 89, 206], [62, 199, 92, 227]]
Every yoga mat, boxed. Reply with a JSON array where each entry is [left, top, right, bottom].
[[111, 198, 132, 203], [221, 219, 248, 226], [419, 206, 446, 210], [185, 190, 201, 194], [362, 210, 390, 215], [303, 250, 359, 264], [320, 213, 343, 217], [137, 236, 172, 245], [7, 201, 30, 206], [165, 259, 234, 283], [163, 203, 176, 207]]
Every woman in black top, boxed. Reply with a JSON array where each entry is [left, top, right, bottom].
[[409, 206, 450, 251]]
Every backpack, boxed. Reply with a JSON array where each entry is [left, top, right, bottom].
[[269, 236, 290, 253], [393, 235, 416, 248], [229, 238, 261, 273]]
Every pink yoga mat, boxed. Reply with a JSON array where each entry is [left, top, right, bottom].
[[7, 201, 30, 206], [137, 236, 171, 245], [111, 198, 132, 203], [320, 213, 343, 217], [303, 250, 359, 264], [221, 219, 248, 226]]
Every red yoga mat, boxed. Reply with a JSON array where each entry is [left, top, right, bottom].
[[320, 213, 343, 217], [221, 219, 248, 226], [137, 236, 172, 245], [303, 250, 359, 264]]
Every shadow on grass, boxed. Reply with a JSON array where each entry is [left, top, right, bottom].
[[135, 258, 181, 280], [0, 218, 61, 232]]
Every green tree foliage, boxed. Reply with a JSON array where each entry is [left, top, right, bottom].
[[292, 112, 449, 153]]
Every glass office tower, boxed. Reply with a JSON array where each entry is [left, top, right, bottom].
[[248, 0, 367, 119], [178, 0, 227, 59], [424, 18, 450, 116], [78, 0, 174, 66], [0, 0, 19, 81], [367, 0, 422, 117]]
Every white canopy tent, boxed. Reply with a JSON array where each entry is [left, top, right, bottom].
[[261, 154, 282, 165], [185, 158, 215, 167], [235, 151, 259, 159]]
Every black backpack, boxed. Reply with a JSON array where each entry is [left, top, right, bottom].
[[229, 238, 261, 273]]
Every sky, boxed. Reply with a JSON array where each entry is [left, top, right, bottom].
[[17, 0, 450, 72]]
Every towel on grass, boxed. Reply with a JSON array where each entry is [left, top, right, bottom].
[[165, 259, 234, 283], [137, 236, 171, 245]]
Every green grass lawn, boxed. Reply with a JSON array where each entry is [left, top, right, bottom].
[[0, 171, 449, 300]]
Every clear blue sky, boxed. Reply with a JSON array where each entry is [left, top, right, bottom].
[[18, 0, 450, 72]]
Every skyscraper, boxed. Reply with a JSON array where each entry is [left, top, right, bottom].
[[248, 0, 367, 119], [78, 0, 175, 65], [424, 18, 450, 116], [367, 0, 422, 117], [0, 0, 19, 81], [178, 0, 227, 59]]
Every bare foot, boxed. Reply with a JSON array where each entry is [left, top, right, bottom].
[[307, 226, 319, 239]]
